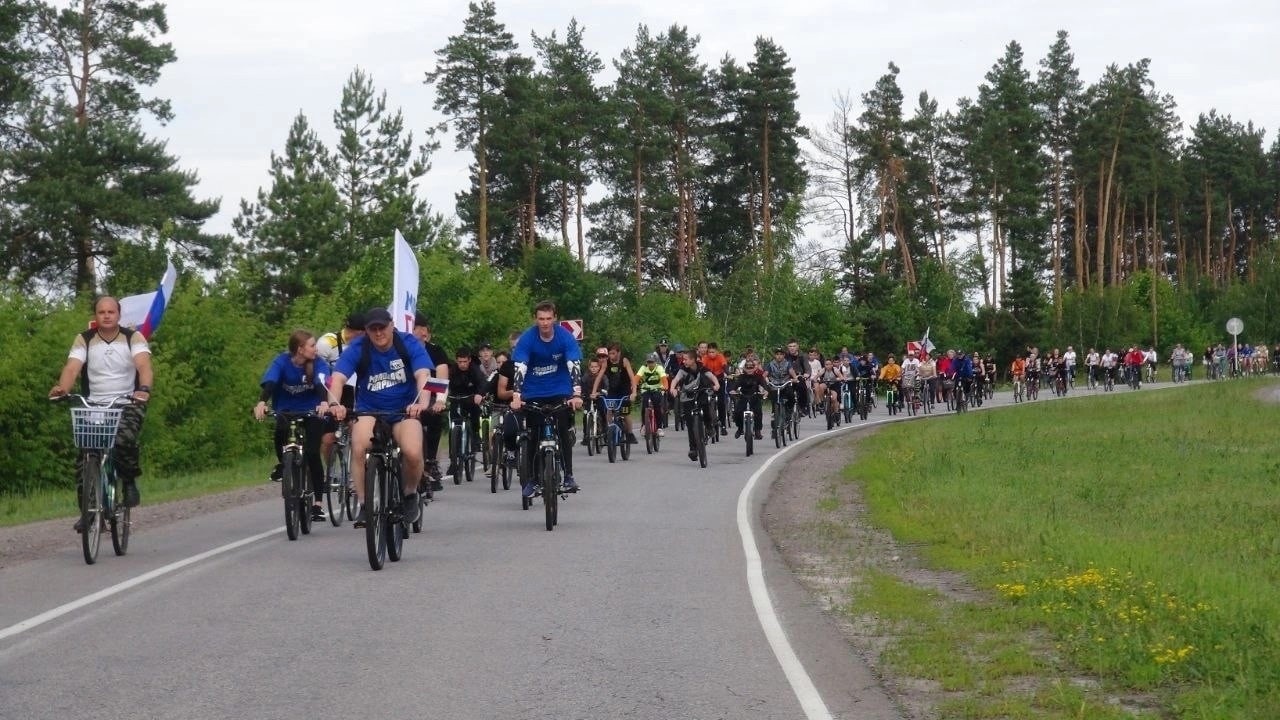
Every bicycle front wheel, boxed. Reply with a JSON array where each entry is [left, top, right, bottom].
[[693, 417, 707, 468], [387, 470, 405, 562], [80, 455, 103, 565], [282, 449, 301, 541], [325, 444, 346, 527], [542, 450, 558, 531], [744, 414, 754, 457], [365, 459, 386, 571]]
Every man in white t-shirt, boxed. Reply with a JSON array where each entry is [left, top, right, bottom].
[[50, 296, 154, 530], [1063, 346, 1078, 384]]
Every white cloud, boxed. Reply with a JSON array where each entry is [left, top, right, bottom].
[[150, 0, 1280, 241]]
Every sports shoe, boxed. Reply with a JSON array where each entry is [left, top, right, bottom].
[[521, 481, 539, 498], [626, 432, 638, 444], [426, 460, 443, 481], [754, 431, 763, 440], [402, 494, 421, 525], [504, 449, 518, 464], [311, 505, 327, 521], [720, 426, 727, 436], [73, 517, 85, 533], [269, 464, 282, 482], [430, 479, 444, 492], [123, 481, 140, 508], [445, 463, 456, 478], [561, 475, 579, 492], [688, 450, 698, 461], [657, 429, 665, 437], [734, 428, 743, 439], [353, 505, 368, 528]]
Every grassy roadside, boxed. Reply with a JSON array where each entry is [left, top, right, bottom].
[[838, 380, 1280, 719], [0, 454, 275, 528]]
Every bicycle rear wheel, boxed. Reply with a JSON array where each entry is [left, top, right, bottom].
[[621, 420, 631, 461], [282, 450, 301, 541], [80, 457, 103, 565], [464, 431, 476, 483], [365, 459, 386, 571]]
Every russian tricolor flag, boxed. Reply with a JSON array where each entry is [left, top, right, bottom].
[[118, 260, 177, 340]]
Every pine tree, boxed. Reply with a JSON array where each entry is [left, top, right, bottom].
[[1036, 30, 1083, 319], [7, 0, 219, 297], [231, 112, 343, 319], [425, 0, 518, 266], [331, 68, 440, 255], [532, 19, 603, 264]]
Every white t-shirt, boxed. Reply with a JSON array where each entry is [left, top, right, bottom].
[[1086, 352, 1100, 366], [317, 331, 357, 388], [70, 330, 150, 402], [1064, 350, 1077, 367]]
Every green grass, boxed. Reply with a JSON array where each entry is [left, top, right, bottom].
[[0, 454, 275, 528], [844, 379, 1280, 718]]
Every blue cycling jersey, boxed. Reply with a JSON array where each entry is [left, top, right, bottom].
[[261, 353, 331, 412], [512, 325, 582, 399]]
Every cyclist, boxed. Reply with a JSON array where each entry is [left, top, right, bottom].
[[1025, 351, 1042, 394], [1123, 346, 1145, 387], [1171, 343, 1190, 381], [784, 340, 809, 415], [1085, 347, 1100, 387], [700, 342, 729, 435], [733, 356, 767, 440], [1144, 345, 1158, 382], [816, 357, 842, 416], [878, 354, 903, 410], [668, 347, 722, 461], [510, 300, 584, 497], [254, 329, 332, 521], [900, 351, 920, 407], [590, 341, 639, 445], [1064, 346, 1078, 385], [327, 307, 438, 528], [952, 349, 975, 404], [50, 296, 153, 532], [445, 346, 488, 478], [766, 347, 799, 435], [634, 352, 669, 436], [935, 350, 953, 404], [854, 352, 876, 408], [316, 312, 365, 484], [412, 313, 451, 492], [477, 342, 499, 377], [1010, 355, 1027, 392], [1100, 347, 1118, 386], [917, 352, 937, 406]]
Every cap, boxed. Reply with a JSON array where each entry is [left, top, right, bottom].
[[672, 343, 688, 353], [345, 312, 366, 331], [646, 352, 659, 362], [658, 338, 668, 345], [365, 307, 393, 328], [479, 342, 492, 350], [773, 346, 784, 354], [413, 312, 430, 328], [595, 346, 608, 356]]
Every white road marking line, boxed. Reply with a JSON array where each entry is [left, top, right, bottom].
[[0, 528, 276, 643]]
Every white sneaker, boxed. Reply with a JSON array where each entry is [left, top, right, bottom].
[[658, 429, 665, 437]]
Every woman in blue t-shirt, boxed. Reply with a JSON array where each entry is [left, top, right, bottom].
[[254, 329, 332, 521]]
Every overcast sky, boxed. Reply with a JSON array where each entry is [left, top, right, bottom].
[[152, 0, 1280, 245]]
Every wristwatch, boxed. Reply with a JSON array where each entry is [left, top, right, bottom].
[[137, 385, 152, 393]]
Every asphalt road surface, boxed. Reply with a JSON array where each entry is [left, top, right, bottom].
[[0, 379, 1170, 719]]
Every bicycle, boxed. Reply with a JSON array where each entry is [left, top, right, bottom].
[[1103, 367, 1115, 392], [823, 384, 841, 429], [1027, 373, 1041, 400], [581, 398, 604, 457], [839, 379, 854, 424], [855, 377, 872, 421], [600, 396, 632, 463], [678, 388, 710, 468], [639, 390, 663, 454], [519, 401, 576, 530], [324, 418, 352, 527], [446, 394, 476, 485], [55, 395, 134, 564], [768, 380, 792, 449], [477, 396, 492, 475], [885, 380, 899, 416], [488, 405, 514, 494], [729, 388, 764, 457], [1012, 375, 1025, 403], [354, 412, 413, 570], [269, 410, 322, 541]]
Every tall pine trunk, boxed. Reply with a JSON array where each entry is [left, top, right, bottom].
[[761, 117, 773, 276]]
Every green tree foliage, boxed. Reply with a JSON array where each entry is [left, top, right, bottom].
[[425, 0, 518, 266], [331, 68, 442, 253], [231, 112, 343, 319], [5, 0, 220, 297]]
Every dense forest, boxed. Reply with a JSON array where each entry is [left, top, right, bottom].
[[1, 0, 1278, 492]]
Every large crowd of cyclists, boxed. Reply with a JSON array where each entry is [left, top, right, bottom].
[[50, 295, 1280, 566]]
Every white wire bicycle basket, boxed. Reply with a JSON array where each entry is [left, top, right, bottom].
[[70, 407, 124, 450]]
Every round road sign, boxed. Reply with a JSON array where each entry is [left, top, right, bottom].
[[1226, 317, 1243, 335]]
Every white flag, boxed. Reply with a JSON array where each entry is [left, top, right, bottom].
[[390, 230, 419, 332]]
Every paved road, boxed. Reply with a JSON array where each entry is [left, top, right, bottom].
[[0, 380, 1170, 719]]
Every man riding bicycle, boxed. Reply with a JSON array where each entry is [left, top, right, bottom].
[[669, 348, 722, 460], [328, 307, 438, 528], [445, 345, 488, 478], [733, 357, 767, 440], [50, 296, 153, 532], [510, 300, 584, 497]]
